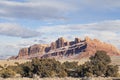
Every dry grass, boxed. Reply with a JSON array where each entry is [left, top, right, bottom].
[[111, 56, 120, 65], [0, 57, 89, 67], [57, 57, 89, 65], [0, 59, 30, 67], [0, 56, 120, 67]]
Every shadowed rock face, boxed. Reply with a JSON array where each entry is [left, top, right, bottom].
[[14, 37, 120, 59]]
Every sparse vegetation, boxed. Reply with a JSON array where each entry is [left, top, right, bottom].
[[0, 50, 119, 79], [105, 65, 119, 77], [76, 51, 118, 77], [18, 58, 67, 78], [63, 61, 78, 69], [0, 67, 16, 78]]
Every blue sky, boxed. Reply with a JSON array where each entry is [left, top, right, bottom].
[[0, 0, 120, 58]]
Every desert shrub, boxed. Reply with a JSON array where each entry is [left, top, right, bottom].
[[19, 61, 33, 78], [105, 65, 119, 77], [57, 70, 67, 77], [0, 68, 16, 78], [91, 61, 107, 77], [77, 62, 93, 77], [77, 50, 118, 77], [90, 51, 111, 65], [62, 61, 78, 77], [83, 62, 93, 77], [7, 65, 23, 76], [90, 51, 111, 77], [63, 61, 78, 69], [19, 58, 67, 78]]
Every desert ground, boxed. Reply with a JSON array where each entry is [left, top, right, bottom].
[[0, 57, 89, 67], [0, 59, 30, 67], [0, 77, 120, 80]]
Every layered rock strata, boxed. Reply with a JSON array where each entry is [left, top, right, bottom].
[[14, 37, 120, 59]]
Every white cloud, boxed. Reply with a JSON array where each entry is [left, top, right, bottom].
[[37, 20, 120, 32], [0, 0, 75, 20], [0, 44, 19, 56], [0, 20, 120, 58], [0, 37, 45, 56], [37, 20, 120, 48], [0, 0, 120, 21], [79, 0, 120, 11], [0, 23, 41, 38]]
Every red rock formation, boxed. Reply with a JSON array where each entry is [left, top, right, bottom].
[[50, 42, 56, 50], [64, 41, 69, 46], [15, 37, 120, 59], [84, 36, 120, 57], [18, 48, 28, 58], [28, 44, 47, 55], [17, 44, 49, 59], [75, 38, 81, 43], [56, 37, 67, 48]]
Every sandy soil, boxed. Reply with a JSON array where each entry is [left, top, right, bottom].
[[0, 77, 117, 80], [0, 59, 30, 67]]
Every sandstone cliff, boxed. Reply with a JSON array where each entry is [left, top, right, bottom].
[[14, 37, 120, 59]]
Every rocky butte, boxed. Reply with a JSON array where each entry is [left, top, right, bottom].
[[10, 37, 120, 60]]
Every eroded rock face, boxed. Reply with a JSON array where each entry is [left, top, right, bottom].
[[17, 44, 49, 59], [50, 42, 56, 50], [75, 38, 81, 43], [28, 44, 47, 55], [56, 37, 67, 48], [18, 48, 28, 58], [85, 37, 120, 56], [16, 37, 120, 59], [50, 37, 69, 50]]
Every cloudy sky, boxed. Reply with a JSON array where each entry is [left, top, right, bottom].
[[0, 0, 120, 58]]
